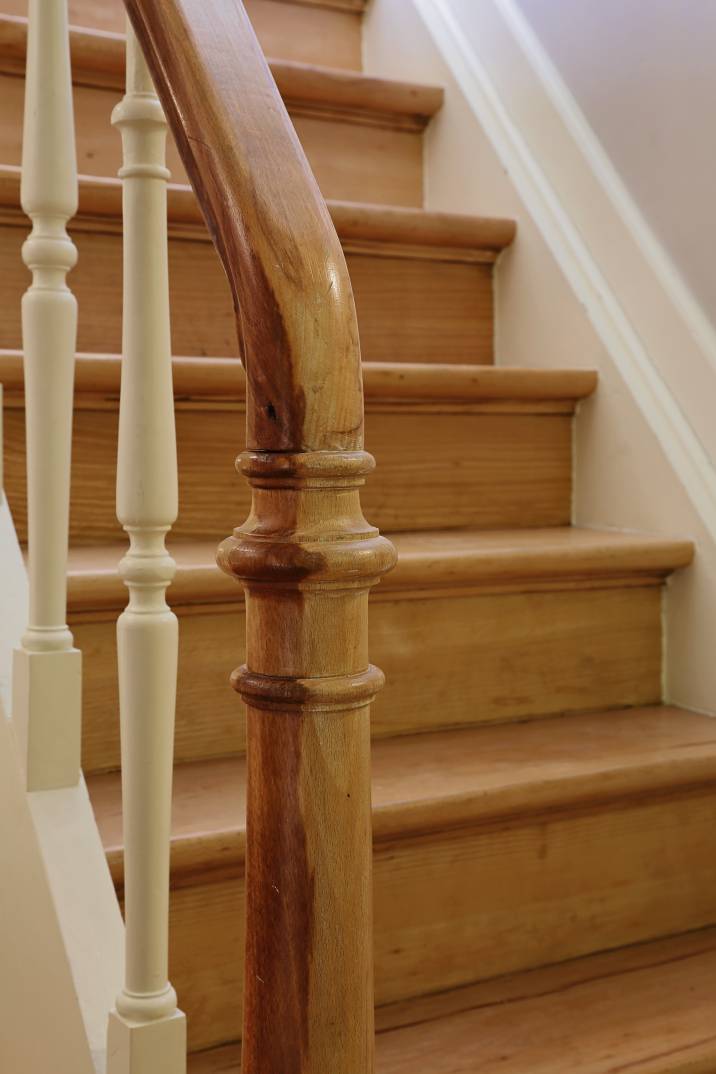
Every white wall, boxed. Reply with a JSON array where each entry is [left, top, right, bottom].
[[516, 0, 716, 330], [363, 0, 716, 714]]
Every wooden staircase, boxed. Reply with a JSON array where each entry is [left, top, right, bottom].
[[2, 0, 716, 1069]]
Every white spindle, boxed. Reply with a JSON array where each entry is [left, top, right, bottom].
[[13, 0, 82, 791], [106, 24, 186, 1074]]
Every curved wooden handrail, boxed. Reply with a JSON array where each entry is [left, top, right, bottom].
[[123, 2, 396, 1071], [124, 0, 363, 453]]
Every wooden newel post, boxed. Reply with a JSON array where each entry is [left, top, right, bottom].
[[218, 450, 395, 1070], [120, 1, 396, 1065]]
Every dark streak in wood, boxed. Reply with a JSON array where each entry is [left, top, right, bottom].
[[123, 0, 362, 453], [242, 709, 314, 1074]]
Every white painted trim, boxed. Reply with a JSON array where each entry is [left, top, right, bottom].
[[414, 0, 716, 538], [28, 779, 125, 1074]]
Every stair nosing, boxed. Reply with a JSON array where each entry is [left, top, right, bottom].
[[0, 164, 517, 255], [0, 15, 442, 126], [88, 706, 716, 887], [62, 528, 693, 614], [0, 348, 596, 405]]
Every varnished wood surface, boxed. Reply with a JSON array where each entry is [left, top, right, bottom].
[[75, 581, 667, 773], [0, 171, 509, 359], [87, 708, 716, 1050], [1, 0, 367, 40], [119, 6, 399, 1065], [90, 706, 716, 879], [67, 528, 686, 771], [165, 784, 716, 1049], [0, 221, 495, 360], [0, 348, 596, 402], [0, 23, 435, 203], [64, 528, 691, 612], [0, 16, 434, 119], [0, 170, 509, 360], [1, 177, 504, 360], [234, 1, 364, 71], [4, 403, 576, 542], [0, 165, 516, 253], [188, 928, 716, 1073]]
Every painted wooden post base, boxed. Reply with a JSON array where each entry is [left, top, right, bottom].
[[12, 647, 81, 790], [107, 1009, 186, 1074], [15, 0, 81, 790]]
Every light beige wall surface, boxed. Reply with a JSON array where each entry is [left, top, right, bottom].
[[0, 710, 95, 1074], [363, 0, 716, 714], [516, 0, 716, 330]]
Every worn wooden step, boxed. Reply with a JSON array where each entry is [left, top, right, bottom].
[[189, 928, 716, 1073], [2, 352, 581, 546], [88, 706, 716, 1052], [0, 14, 441, 204], [65, 526, 691, 774], [0, 168, 513, 362]]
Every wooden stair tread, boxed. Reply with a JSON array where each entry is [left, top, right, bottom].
[[189, 927, 716, 1073], [88, 704, 716, 884], [0, 165, 516, 255], [65, 527, 693, 612], [0, 348, 594, 401], [0, 15, 442, 124]]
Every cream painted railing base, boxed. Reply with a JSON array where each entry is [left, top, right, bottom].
[[107, 1010, 187, 1074], [12, 647, 82, 790]]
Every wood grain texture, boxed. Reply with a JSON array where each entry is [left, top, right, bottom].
[[67, 524, 690, 773], [0, 165, 516, 253], [64, 527, 689, 611], [241, 2, 363, 70], [118, 5, 399, 1069], [0, 349, 596, 403], [351, 254, 494, 361], [1, 0, 367, 34], [189, 928, 716, 1073], [88, 707, 716, 1051], [0, 14, 439, 202], [75, 585, 665, 773], [0, 16, 432, 114], [3, 399, 574, 543], [291, 113, 424, 205], [0, 71, 424, 203], [0, 219, 499, 362]]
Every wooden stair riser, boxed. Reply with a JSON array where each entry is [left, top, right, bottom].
[[188, 927, 716, 1074], [162, 784, 716, 1052], [0, 219, 495, 363], [75, 582, 663, 773], [0, 0, 365, 66], [4, 402, 571, 544], [0, 71, 424, 206]]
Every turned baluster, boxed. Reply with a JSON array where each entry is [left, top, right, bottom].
[[13, 0, 82, 791], [122, 2, 396, 1066], [106, 24, 186, 1074]]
